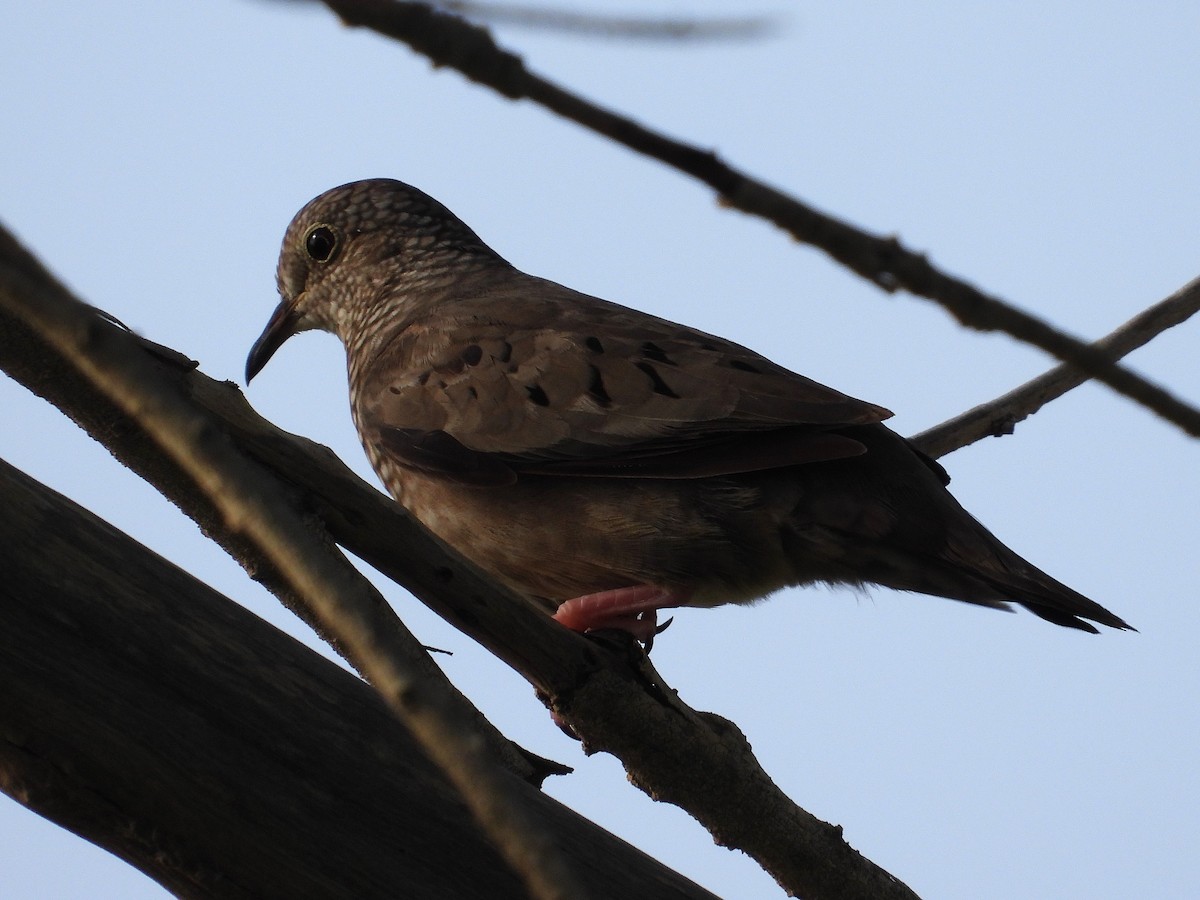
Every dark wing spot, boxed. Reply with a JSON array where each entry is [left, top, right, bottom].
[[526, 384, 551, 406], [417, 371, 431, 386], [461, 344, 483, 366], [467, 386, 478, 399], [587, 365, 612, 407], [635, 362, 681, 399], [640, 341, 675, 365], [585, 336, 604, 354], [496, 341, 513, 363], [729, 359, 762, 373]]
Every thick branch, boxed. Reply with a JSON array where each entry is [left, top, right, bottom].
[[0, 458, 716, 900], [912, 275, 1200, 457], [0, 226, 919, 895], [0, 226, 587, 900], [304, 0, 1200, 438]]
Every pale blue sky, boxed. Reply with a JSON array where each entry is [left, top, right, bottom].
[[2, 3, 1198, 898]]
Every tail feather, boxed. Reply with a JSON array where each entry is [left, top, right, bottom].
[[940, 518, 1134, 633], [975, 567, 1133, 633], [786, 424, 1133, 633], [787, 506, 1134, 634]]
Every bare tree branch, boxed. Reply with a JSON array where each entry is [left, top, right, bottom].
[[0, 457, 719, 899], [912, 275, 1200, 458], [296, 0, 1200, 439], [0, 223, 922, 898], [265, 0, 778, 40], [436, 2, 778, 40]]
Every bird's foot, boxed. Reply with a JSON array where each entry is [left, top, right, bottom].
[[553, 585, 689, 643]]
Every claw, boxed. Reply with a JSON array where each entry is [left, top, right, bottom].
[[553, 585, 690, 647]]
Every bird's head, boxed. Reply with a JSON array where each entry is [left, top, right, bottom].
[[245, 178, 502, 383]]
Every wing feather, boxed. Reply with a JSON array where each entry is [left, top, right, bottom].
[[355, 277, 892, 482]]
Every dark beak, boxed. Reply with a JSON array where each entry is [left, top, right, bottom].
[[245, 299, 302, 384]]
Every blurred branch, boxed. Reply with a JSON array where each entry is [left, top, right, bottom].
[[912, 275, 1200, 458], [0, 226, 921, 899], [305, 0, 1199, 439], [268, 0, 778, 40], [436, 2, 777, 41]]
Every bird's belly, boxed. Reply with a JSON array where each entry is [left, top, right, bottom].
[[388, 469, 798, 610]]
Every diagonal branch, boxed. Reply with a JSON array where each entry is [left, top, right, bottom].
[[912, 275, 1200, 458], [0, 224, 589, 900], [304, 0, 1200, 439], [0, 457, 717, 899], [0, 225, 921, 897]]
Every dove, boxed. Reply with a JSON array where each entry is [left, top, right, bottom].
[[246, 178, 1130, 641]]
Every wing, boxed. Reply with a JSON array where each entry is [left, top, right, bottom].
[[355, 276, 893, 485]]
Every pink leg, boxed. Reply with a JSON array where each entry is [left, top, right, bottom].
[[553, 585, 691, 642]]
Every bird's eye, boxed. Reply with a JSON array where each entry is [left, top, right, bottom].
[[304, 225, 339, 263]]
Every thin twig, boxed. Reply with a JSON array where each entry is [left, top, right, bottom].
[[310, 0, 1200, 439], [912, 275, 1200, 458], [267, 0, 777, 40], [0, 225, 590, 900], [437, 2, 778, 41]]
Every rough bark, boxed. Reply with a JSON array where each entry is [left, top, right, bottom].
[[0, 458, 717, 900]]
